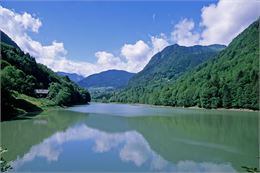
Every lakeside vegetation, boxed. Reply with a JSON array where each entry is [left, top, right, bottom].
[[1, 31, 91, 121], [1, 147, 12, 172]]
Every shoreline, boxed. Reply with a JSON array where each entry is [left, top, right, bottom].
[[3, 101, 258, 122], [135, 104, 259, 113], [91, 101, 259, 113], [185, 106, 259, 112], [4, 105, 62, 121], [14, 102, 92, 120], [2, 101, 91, 122]]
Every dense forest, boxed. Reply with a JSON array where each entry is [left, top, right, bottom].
[[1, 31, 91, 120], [110, 20, 259, 110]]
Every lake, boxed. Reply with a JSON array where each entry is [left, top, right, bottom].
[[1, 103, 259, 172]]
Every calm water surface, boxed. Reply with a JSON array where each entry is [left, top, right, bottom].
[[1, 103, 259, 172]]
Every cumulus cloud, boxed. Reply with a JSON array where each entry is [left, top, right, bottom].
[[120, 40, 150, 72], [95, 51, 122, 67], [151, 33, 169, 53], [0, 6, 42, 33], [171, 0, 259, 46], [121, 40, 150, 62], [171, 19, 200, 46], [119, 35, 169, 72], [199, 0, 260, 45]]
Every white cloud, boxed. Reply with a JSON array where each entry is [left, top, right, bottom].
[[171, 0, 259, 46], [199, 0, 260, 45], [0, 6, 42, 33], [121, 40, 150, 62], [120, 40, 151, 72], [151, 33, 169, 53], [171, 19, 200, 46], [95, 51, 122, 67], [14, 12, 42, 32], [119, 36, 169, 72]]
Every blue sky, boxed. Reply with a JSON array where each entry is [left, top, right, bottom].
[[1, 1, 213, 62], [0, 1, 258, 76]]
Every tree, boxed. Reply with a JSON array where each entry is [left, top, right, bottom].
[[47, 83, 62, 100], [1, 66, 36, 95], [221, 83, 232, 108], [55, 89, 72, 106]]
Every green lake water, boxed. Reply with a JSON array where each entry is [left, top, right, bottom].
[[1, 102, 259, 172]]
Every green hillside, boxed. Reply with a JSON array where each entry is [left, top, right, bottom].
[[155, 19, 259, 110], [110, 20, 259, 110], [129, 44, 225, 87], [1, 32, 91, 120]]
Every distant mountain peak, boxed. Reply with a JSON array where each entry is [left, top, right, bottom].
[[78, 69, 135, 89], [57, 72, 84, 83]]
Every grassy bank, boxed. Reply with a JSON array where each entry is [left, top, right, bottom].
[[15, 93, 57, 110], [1, 92, 61, 121]]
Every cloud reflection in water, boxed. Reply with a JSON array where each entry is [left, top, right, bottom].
[[11, 124, 236, 172]]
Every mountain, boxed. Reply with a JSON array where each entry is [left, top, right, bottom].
[[129, 44, 225, 87], [0, 30, 20, 49], [109, 44, 225, 104], [111, 19, 259, 110], [1, 31, 91, 120], [78, 70, 135, 89], [156, 19, 259, 110], [57, 72, 84, 83]]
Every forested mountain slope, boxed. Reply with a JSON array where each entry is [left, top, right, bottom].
[[110, 20, 259, 110], [0, 30, 19, 49], [129, 44, 225, 87], [1, 31, 91, 120], [157, 19, 259, 109]]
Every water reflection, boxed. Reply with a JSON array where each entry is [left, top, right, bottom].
[[11, 123, 236, 172], [2, 104, 258, 172]]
